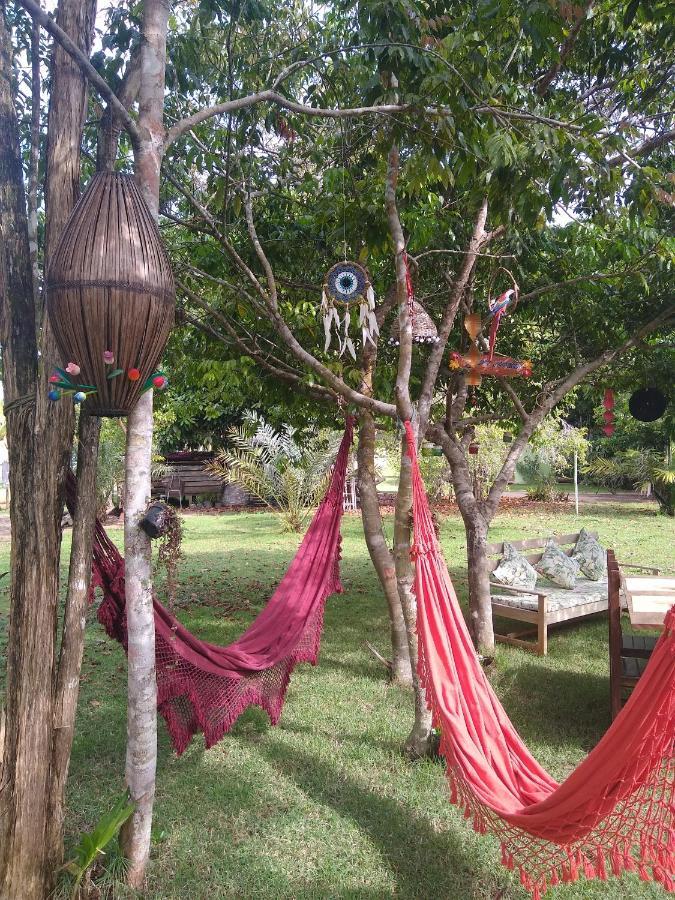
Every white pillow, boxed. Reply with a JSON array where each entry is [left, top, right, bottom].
[[493, 542, 538, 590]]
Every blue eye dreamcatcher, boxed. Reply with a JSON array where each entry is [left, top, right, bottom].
[[320, 261, 378, 359]]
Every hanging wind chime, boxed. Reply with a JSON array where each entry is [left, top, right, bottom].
[[320, 261, 378, 360], [449, 269, 531, 386]]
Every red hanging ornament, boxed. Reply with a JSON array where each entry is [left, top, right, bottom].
[[603, 389, 615, 410], [468, 442, 479, 455], [603, 425, 615, 437]]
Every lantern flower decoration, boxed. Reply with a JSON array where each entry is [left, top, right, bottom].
[[45, 171, 174, 416], [602, 388, 615, 437], [320, 261, 377, 360]]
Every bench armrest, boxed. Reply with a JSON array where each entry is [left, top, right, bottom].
[[489, 581, 548, 598], [617, 561, 661, 575]]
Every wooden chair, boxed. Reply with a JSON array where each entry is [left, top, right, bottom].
[[608, 550, 657, 719]]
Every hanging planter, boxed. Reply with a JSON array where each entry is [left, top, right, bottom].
[[46, 172, 175, 416]]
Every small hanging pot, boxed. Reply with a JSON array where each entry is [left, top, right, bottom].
[[139, 501, 171, 539], [503, 432, 513, 444], [468, 442, 479, 455]]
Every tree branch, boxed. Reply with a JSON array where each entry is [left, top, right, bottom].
[[536, 1, 594, 96], [16, 0, 142, 148], [179, 304, 336, 404], [242, 196, 397, 418], [416, 198, 490, 433], [483, 302, 675, 517], [385, 145, 415, 425]]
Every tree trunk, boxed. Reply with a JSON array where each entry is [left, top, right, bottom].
[[393, 438, 434, 758], [357, 411, 412, 685], [463, 512, 494, 656], [0, 0, 95, 891], [46, 413, 101, 868], [119, 392, 157, 888], [119, 0, 170, 884]]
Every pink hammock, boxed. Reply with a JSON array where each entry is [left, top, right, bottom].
[[80, 417, 353, 755], [404, 421, 675, 897]]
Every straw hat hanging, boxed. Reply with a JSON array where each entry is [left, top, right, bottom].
[[46, 172, 175, 416]]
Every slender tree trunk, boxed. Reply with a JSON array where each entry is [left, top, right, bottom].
[[357, 411, 412, 685], [119, 392, 157, 887], [393, 440, 434, 757], [384, 143, 434, 756], [119, 0, 169, 885], [46, 413, 101, 868]]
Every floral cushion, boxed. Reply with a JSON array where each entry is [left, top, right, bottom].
[[535, 538, 580, 589], [572, 528, 606, 581], [492, 542, 538, 590]]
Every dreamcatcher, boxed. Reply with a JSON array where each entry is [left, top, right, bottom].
[[320, 261, 378, 360]]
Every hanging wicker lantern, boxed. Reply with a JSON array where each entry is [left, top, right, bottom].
[[389, 299, 439, 345], [46, 172, 175, 416]]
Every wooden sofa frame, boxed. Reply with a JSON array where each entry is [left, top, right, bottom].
[[487, 532, 659, 656]]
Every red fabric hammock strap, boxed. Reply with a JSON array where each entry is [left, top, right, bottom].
[[70, 416, 354, 755], [404, 421, 675, 898]]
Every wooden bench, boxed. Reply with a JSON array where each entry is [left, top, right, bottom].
[[487, 533, 659, 656]]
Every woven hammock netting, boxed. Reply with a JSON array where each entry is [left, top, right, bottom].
[[73, 417, 353, 755], [404, 421, 675, 898]]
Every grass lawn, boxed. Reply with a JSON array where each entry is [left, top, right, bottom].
[[0, 502, 673, 898]]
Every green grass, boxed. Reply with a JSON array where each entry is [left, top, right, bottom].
[[0, 503, 673, 898]]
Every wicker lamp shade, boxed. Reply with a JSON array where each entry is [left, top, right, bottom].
[[46, 172, 175, 416], [389, 300, 439, 345]]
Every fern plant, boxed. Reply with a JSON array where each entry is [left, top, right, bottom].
[[209, 412, 342, 531], [585, 449, 675, 516]]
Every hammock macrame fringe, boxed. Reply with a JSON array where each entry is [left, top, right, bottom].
[[68, 417, 353, 755], [405, 421, 675, 898]]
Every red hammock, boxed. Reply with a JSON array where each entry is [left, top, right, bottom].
[[80, 417, 353, 755], [405, 421, 675, 898]]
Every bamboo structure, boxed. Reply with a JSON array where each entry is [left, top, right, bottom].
[[46, 172, 175, 416]]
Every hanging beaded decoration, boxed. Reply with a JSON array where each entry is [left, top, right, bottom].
[[320, 261, 378, 359]]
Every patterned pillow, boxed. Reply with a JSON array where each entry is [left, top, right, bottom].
[[535, 538, 580, 589], [572, 528, 606, 581], [492, 542, 538, 590]]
